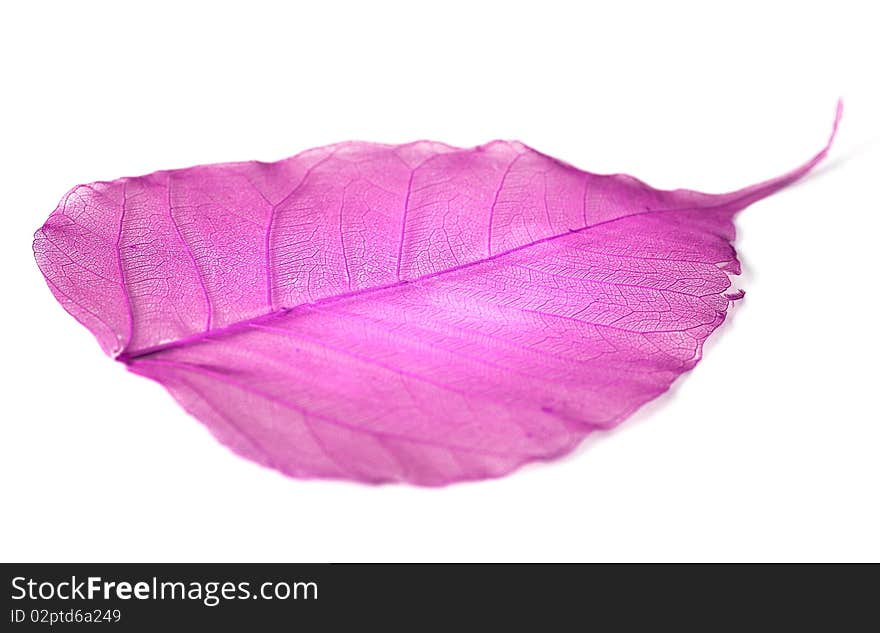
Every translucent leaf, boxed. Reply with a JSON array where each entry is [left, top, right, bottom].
[[34, 105, 840, 484]]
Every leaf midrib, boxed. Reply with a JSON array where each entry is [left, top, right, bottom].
[[120, 200, 729, 362]]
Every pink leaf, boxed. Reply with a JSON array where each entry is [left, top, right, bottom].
[[34, 106, 840, 485]]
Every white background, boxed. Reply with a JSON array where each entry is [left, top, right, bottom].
[[1, 1, 878, 562]]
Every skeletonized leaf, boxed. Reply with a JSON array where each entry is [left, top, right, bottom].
[[34, 106, 840, 484]]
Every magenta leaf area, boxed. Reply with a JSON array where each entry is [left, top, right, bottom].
[[34, 109, 839, 484]]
